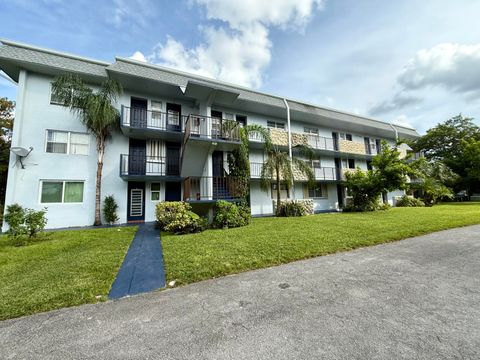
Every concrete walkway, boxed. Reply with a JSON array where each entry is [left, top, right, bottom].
[[108, 222, 166, 299], [2, 225, 480, 359]]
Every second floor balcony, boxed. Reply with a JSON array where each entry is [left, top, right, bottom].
[[120, 154, 180, 180], [249, 162, 342, 181]]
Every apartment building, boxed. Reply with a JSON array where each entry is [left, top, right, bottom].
[[0, 40, 420, 229]]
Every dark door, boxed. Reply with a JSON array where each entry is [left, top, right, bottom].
[[166, 103, 181, 132], [130, 98, 148, 128], [166, 143, 180, 176], [127, 182, 145, 222], [165, 182, 181, 201], [212, 151, 224, 177], [129, 139, 146, 175], [364, 137, 371, 155], [211, 110, 222, 138], [334, 158, 341, 180], [375, 139, 381, 154], [336, 184, 344, 208], [332, 132, 339, 151]]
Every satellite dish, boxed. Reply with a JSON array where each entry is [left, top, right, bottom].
[[10, 146, 33, 169]]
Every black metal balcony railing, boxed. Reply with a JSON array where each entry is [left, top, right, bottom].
[[183, 176, 243, 201], [121, 105, 186, 132], [184, 115, 242, 144], [120, 154, 180, 177]]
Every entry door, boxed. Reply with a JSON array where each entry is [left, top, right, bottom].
[[129, 139, 146, 175], [165, 182, 181, 201], [211, 110, 222, 138], [127, 182, 145, 221], [166, 143, 180, 176], [166, 103, 181, 132], [332, 132, 339, 151], [131, 98, 148, 128], [364, 137, 371, 155], [212, 151, 224, 177]]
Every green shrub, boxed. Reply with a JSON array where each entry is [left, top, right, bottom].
[[4, 204, 47, 241], [103, 195, 119, 225], [4, 204, 27, 237], [277, 199, 314, 217], [24, 208, 47, 237], [213, 200, 251, 229], [155, 201, 207, 234], [396, 195, 425, 207]]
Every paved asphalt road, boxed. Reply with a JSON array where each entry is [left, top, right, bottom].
[[1, 225, 480, 359]]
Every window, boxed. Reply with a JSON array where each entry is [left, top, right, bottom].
[[46, 130, 68, 154], [236, 115, 247, 127], [311, 159, 321, 169], [271, 183, 289, 199], [151, 101, 163, 126], [304, 127, 318, 135], [40, 181, 84, 203], [367, 160, 373, 170], [342, 159, 356, 169], [151, 183, 161, 201], [224, 113, 235, 121], [50, 84, 75, 106], [340, 132, 353, 141], [267, 121, 285, 130], [308, 183, 327, 199], [46, 130, 89, 155]]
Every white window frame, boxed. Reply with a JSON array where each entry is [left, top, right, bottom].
[[304, 127, 319, 135], [45, 129, 90, 155], [267, 121, 285, 130], [340, 132, 353, 141], [39, 180, 85, 204], [307, 183, 328, 199], [151, 182, 161, 202], [50, 83, 75, 106]]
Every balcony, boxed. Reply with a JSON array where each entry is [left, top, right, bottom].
[[250, 162, 341, 182], [120, 105, 185, 141], [120, 154, 180, 180], [180, 115, 242, 177], [183, 115, 242, 144], [183, 176, 244, 202]]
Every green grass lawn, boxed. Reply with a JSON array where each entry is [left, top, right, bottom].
[[0, 227, 137, 321], [162, 203, 480, 286]]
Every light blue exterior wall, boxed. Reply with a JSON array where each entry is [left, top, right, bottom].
[[3, 69, 405, 229]]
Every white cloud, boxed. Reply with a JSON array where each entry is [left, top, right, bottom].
[[129, 51, 147, 62], [369, 43, 480, 117], [131, 0, 324, 88], [398, 43, 480, 97], [110, 0, 154, 28]]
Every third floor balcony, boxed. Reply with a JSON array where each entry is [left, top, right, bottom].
[[120, 105, 185, 141]]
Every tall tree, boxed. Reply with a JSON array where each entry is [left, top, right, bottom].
[[51, 75, 122, 226], [345, 141, 412, 211], [411, 114, 480, 193], [227, 124, 271, 199], [0, 97, 14, 205], [260, 144, 315, 215]]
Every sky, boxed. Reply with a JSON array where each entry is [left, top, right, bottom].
[[1, 0, 480, 134]]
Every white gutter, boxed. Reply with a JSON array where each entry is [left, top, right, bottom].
[[283, 98, 293, 159], [389, 122, 399, 140]]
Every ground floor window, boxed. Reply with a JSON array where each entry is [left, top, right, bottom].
[[271, 183, 289, 199], [307, 183, 328, 199], [40, 181, 84, 203], [151, 183, 161, 201]]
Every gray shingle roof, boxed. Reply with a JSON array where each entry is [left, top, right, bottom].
[[0, 39, 107, 79], [0, 39, 419, 137]]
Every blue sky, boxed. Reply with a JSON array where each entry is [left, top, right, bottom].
[[1, 0, 480, 133]]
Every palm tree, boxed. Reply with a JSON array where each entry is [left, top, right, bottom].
[[260, 144, 316, 215], [227, 124, 271, 199], [51, 74, 122, 226]]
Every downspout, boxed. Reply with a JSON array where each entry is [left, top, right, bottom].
[[389, 122, 399, 141], [283, 98, 293, 199]]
